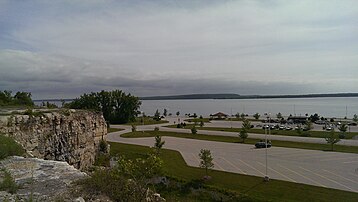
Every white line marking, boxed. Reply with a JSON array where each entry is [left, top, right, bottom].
[[257, 162, 296, 183], [322, 169, 358, 186], [320, 156, 358, 162], [277, 164, 326, 187], [221, 157, 246, 174], [343, 160, 358, 164], [299, 167, 357, 192], [213, 160, 225, 171], [191, 153, 201, 164], [237, 159, 265, 176]]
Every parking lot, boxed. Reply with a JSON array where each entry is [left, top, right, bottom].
[[108, 132, 358, 193]]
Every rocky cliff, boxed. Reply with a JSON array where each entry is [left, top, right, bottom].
[[0, 109, 107, 170]]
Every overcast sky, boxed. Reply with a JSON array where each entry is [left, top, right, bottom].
[[1, 0, 358, 99]]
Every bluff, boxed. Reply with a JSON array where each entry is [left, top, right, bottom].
[[0, 109, 107, 170]]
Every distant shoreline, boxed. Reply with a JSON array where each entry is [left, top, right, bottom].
[[140, 93, 358, 100], [34, 93, 358, 102]]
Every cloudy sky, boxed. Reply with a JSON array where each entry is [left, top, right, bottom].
[[1, 0, 358, 99]]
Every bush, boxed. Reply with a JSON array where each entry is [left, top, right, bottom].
[[339, 133, 346, 139], [0, 135, 24, 160], [154, 126, 160, 132], [0, 169, 18, 194], [99, 139, 108, 153], [191, 127, 197, 135], [177, 124, 182, 128]]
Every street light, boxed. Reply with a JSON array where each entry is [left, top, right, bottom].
[[264, 112, 270, 182]]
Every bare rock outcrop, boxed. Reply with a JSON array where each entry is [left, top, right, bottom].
[[0, 109, 107, 170], [0, 156, 87, 201]]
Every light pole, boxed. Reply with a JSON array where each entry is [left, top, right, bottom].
[[264, 113, 270, 182]]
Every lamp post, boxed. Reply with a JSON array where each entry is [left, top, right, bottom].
[[264, 113, 270, 182]]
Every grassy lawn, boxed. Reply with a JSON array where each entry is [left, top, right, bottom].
[[165, 124, 358, 139], [184, 118, 211, 123], [0, 134, 25, 160], [121, 131, 358, 154], [124, 117, 168, 126], [109, 142, 358, 202], [107, 127, 125, 133]]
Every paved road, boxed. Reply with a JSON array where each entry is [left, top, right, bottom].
[[121, 117, 358, 146], [108, 130, 358, 193]]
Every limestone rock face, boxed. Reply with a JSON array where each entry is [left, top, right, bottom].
[[0, 110, 107, 170], [0, 156, 87, 201]]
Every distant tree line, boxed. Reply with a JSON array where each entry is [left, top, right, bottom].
[[65, 90, 141, 124], [0, 90, 34, 106]]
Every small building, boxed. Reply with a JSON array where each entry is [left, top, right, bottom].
[[287, 116, 308, 124], [210, 112, 228, 119]]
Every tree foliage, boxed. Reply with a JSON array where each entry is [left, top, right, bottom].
[[66, 90, 141, 124], [0, 90, 34, 106], [199, 149, 214, 176], [253, 113, 260, 120], [239, 119, 251, 143], [325, 129, 340, 151], [154, 135, 165, 155]]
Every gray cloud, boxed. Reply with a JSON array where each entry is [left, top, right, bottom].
[[1, 0, 358, 99]]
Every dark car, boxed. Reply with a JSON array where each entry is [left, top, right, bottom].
[[255, 141, 272, 148]]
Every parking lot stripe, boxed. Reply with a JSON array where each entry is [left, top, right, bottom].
[[221, 157, 246, 174], [322, 169, 358, 186], [343, 160, 358, 164], [256, 162, 296, 183], [299, 167, 357, 192], [213, 160, 225, 171], [191, 153, 201, 164], [277, 164, 326, 187], [238, 159, 265, 176], [320, 156, 358, 162]]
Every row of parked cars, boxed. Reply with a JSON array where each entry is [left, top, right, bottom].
[[257, 124, 293, 131]]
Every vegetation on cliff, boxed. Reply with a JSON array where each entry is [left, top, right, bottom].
[[0, 90, 34, 107], [65, 90, 141, 124], [0, 135, 25, 160]]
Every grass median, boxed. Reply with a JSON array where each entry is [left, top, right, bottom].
[[120, 131, 358, 154], [165, 124, 358, 139], [124, 117, 169, 126], [109, 142, 358, 202]]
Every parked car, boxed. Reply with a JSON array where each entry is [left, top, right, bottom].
[[255, 141, 272, 148]]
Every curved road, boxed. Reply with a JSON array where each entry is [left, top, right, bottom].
[[107, 119, 358, 193]]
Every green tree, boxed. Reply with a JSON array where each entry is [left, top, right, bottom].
[[325, 129, 340, 151], [235, 112, 240, 118], [276, 112, 282, 119], [239, 119, 251, 143], [240, 113, 245, 119], [353, 114, 358, 122], [154, 135, 165, 155], [176, 111, 180, 116], [199, 149, 214, 176], [191, 126, 197, 134], [338, 124, 348, 139], [200, 120, 204, 127], [163, 108, 167, 117], [153, 109, 161, 121], [66, 90, 141, 124], [253, 113, 260, 120]]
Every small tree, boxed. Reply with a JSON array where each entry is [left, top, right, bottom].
[[191, 126, 197, 135], [153, 109, 161, 121], [235, 112, 240, 118], [239, 129, 248, 143], [240, 113, 245, 119], [193, 113, 198, 118], [239, 119, 251, 143], [253, 113, 260, 120], [163, 108, 167, 117], [154, 135, 165, 155], [338, 124, 347, 139], [276, 112, 282, 119], [353, 114, 358, 122], [199, 149, 214, 177], [131, 125, 136, 132], [176, 111, 180, 116], [200, 120, 204, 127], [154, 126, 160, 132], [325, 129, 340, 151]]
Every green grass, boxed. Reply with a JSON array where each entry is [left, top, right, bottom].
[[109, 142, 358, 202], [107, 127, 124, 133], [124, 117, 169, 126], [165, 125, 358, 139], [121, 131, 358, 154], [0, 134, 25, 160]]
